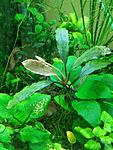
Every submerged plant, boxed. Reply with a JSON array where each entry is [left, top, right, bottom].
[[5, 28, 113, 149]]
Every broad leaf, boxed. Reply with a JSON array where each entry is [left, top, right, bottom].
[[101, 111, 113, 124], [80, 59, 111, 77], [72, 100, 101, 127], [7, 80, 51, 109], [10, 93, 51, 124], [100, 136, 113, 144], [84, 140, 101, 150], [93, 126, 106, 137], [0, 125, 13, 143], [79, 128, 94, 139], [73, 46, 111, 68], [20, 125, 51, 143], [55, 28, 69, 64], [0, 94, 11, 119], [76, 75, 113, 99], [22, 59, 55, 76]]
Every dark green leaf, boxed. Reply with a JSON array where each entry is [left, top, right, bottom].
[[55, 28, 69, 64], [80, 59, 111, 77], [54, 95, 71, 111], [73, 46, 111, 68], [7, 80, 51, 109], [72, 100, 101, 127]]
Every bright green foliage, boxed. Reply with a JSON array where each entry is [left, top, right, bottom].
[[0, 124, 13, 143], [93, 126, 107, 137], [0, 94, 12, 119], [76, 75, 113, 99], [20, 125, 51, 143], [72, 100, 101, 127], [79, 128, 94, 139], [74, 111, 113, 149], [84, 140, 101, 150]]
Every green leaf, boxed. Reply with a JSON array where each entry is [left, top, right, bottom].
[[0, 124, 5, 132], [7, 80, 52, 109], [0, 94, 11, 119], [35, 25, 42, 33], [0, 125, 13, 143], [10, 93, 51, 124], [20, 125, 51, 143], [100, 136, 113, 144], [55, 28, 69, 64], [101, 111, 113, 124], [66, 131, 76, 144], [36, 13, 44, 23], [93, 126, 106, 137], [77, 17, 89, 31], [50, 59, 65, 87], [84, 140, 101, 150], [73, 46, 111, 68], [54, 95, 71, 111], [30, 142, 64, 150], [66, 56, 81, 83], [72, 100, 101, 127], [76, 75, 113, 99], [104, 144, 113, 150], [0, 143, 8, 150], [79, 128, 94, 139], [28, 7, 38, 16], [22, 59, 56, 76], [15, 13, 25, 21], [72, 32, 85, 46], [80, 59, 111, 77]]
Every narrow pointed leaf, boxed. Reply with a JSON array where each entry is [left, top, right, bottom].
[[55, 28, 69, 64], [73, 46, 111, 68], [80, 59, 111, 77], [22, 59, 55, 76], [7, 80, 52, 109]]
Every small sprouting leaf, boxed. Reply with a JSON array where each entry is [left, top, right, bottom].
[[22, 59, 55, 76], [28, 7, 38, 16], [73, 46, 111, 68], [93, 126, 106, 137], [54, 95, 71, 111], [7, 80, 52, 109], [15, 13, 25, 21], [55, 28, 69, 64], [36, 13, 44, 23], [72, 100, 101, 127], [80, 128, 94, 139], [80, 59, 111, 77], [100, 136, 113, 144], [84, 140, 101, 150], [101, 111, 113, 124], [66, 131, 76, 144], [0, 124, 5, 133], [35, 25, 42, 33]]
